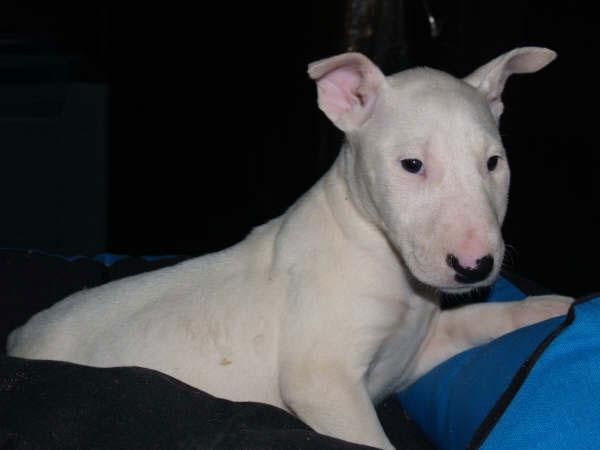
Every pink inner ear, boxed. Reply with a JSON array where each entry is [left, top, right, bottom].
[[316, 65, 363, 121], [505, 50, 556, 74]]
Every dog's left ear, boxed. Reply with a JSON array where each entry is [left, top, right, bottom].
[[464, 47, 556, 120], [308, 53, 386, 131]]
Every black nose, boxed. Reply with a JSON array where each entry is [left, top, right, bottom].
[[446, 254, 494, 284]]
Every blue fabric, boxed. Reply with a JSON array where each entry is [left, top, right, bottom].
[[398, 278, 600, 450], [0, 249, 180, 267], [397, 276, 532, 449], [487, 276, 526, 302], [92, 253, 129, 265], [92, 253, 179, 265], [482, 297, 600, 449], [398, 315, 563, 450]]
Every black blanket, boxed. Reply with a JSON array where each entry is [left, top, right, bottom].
[[0, 356, 435, 449]]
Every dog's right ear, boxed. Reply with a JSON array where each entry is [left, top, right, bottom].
[[308, 53, 385, 132], [463, 47, 557, 121]]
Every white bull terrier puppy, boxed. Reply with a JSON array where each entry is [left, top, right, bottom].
[[8, 47, 573, 449]]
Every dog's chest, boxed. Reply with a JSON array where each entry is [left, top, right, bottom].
[[363, 297, 438, 401]]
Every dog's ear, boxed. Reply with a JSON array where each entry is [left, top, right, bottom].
[[464, 47, 556, 120], [308, 53, 385, 131]]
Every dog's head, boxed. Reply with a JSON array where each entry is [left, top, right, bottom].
[[309, 48, 555, 293]]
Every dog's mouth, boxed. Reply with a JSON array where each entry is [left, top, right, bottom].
[[404, 257, 497, 296], [438, 283, 497, 309], [402, 244, 502, 295], [434, 268, 499, 294], [439, 282, 493, 295]]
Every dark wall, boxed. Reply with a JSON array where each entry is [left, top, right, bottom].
[[0, 5, 108, 254], [2, 1, 599, 296], [107, 1, 347, 255]]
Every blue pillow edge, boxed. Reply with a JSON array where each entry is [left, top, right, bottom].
[[0, 248, 183, 267], [466, 293, 598, 449]]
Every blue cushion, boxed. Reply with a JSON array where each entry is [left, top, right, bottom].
[[0, 248, 180, 266], [486, 275, 527, 302], [398, 279, 600, 449]]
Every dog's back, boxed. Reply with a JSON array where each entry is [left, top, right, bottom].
[[7, 218, 287, 406]]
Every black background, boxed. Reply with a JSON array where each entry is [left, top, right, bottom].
[[1, 1, 598, 296]]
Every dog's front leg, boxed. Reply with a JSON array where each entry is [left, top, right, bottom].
[[280, 364, 394, 449], [409, 295, 573, 382]]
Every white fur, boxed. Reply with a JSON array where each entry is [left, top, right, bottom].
[[8, 48, 572, 449]]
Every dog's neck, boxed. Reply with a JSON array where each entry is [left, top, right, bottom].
[[272, 143, 432, 310], [323, 145, 390, 257]]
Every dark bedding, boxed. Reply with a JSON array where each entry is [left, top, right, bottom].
[[2, 355, 401, 449]]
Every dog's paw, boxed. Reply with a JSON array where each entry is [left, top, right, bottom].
[[513, 295, 574, 329]]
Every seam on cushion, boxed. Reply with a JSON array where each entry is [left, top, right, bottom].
[[466, 296, 586, 449], [468, 293, 600, 448]]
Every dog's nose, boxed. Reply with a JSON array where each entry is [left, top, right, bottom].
[[446, 254, 494, 284]]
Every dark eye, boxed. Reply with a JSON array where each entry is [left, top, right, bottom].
[[487, 155, 500, 172], [401, 159, 423, 174]]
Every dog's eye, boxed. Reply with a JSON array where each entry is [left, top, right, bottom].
[[401, 159, 423, 174], [487, 156, 500, 172]]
